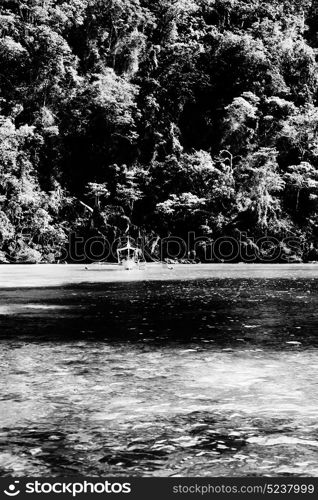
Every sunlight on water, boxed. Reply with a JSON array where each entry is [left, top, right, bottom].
[[0, 304, 72, 315]]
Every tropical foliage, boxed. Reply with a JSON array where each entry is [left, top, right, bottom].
[[1, 0, 318, 262]]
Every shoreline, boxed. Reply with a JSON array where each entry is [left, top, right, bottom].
[[1, 261, 318, 266], [1, 262, 318, 288]]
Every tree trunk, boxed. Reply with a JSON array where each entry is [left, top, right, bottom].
[[296, 189, 300, 211]]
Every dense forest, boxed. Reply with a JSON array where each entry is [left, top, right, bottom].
[[2, 0, 318, 262]]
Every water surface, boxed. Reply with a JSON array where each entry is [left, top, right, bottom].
[[0, 264, 318, 476]]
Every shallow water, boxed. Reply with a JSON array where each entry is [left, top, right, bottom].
[[0, 265, 318, 476]]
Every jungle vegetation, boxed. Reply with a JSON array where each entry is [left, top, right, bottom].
[[1, 0, 318, 262]]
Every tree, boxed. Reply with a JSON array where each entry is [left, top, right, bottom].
[[237, 148, 285, 229], [115, 165, 144, 216], [86, 182, 110, 207], [222, 93, 260, 154], [284, 161, 318, 211]]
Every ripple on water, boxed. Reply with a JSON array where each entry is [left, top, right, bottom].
[[0, 273, 318, 476]]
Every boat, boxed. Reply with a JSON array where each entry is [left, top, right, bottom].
[[117, 237, 143, 270]]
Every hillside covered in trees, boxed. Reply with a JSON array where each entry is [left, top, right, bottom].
[[1, 0, 318, 262]]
